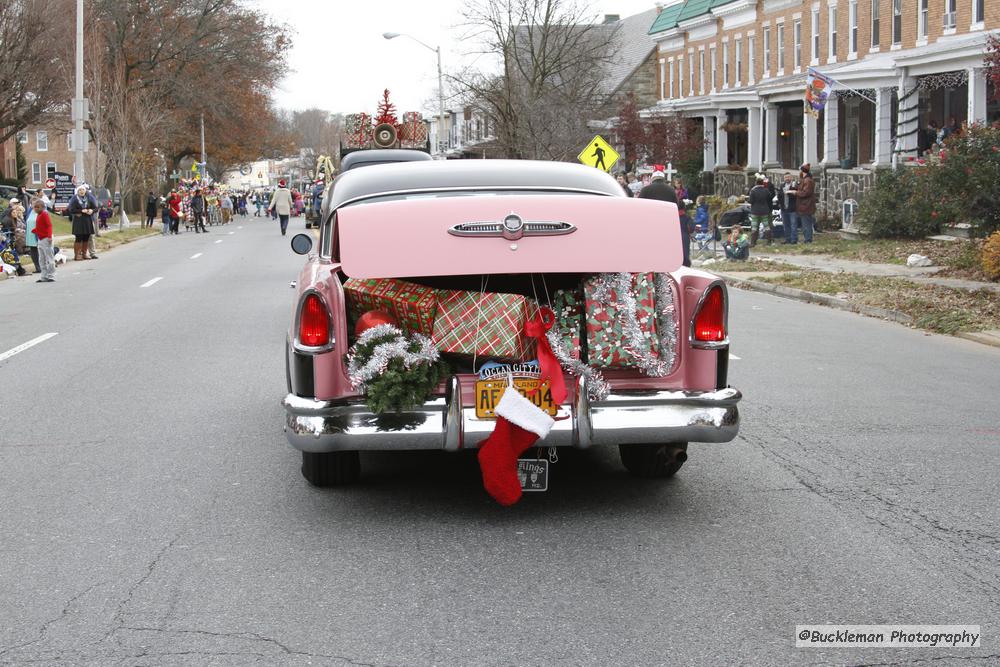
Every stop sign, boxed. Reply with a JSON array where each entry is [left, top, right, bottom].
[[44, 178, 56, 189]]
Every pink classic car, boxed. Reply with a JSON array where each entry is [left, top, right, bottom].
[[284, 160, 740, 489]]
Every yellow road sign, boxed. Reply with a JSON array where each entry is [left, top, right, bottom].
[[577, 135, 619, 172]]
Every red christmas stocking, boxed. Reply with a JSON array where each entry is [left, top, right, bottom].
[[478, 382, 555, 506]]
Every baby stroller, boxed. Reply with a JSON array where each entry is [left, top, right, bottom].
[[0, 230, 27, 276]]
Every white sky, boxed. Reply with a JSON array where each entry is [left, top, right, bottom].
[[251, 0, 662, 116]]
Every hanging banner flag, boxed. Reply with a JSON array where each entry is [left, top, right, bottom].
[[804, 67, 835, 117]]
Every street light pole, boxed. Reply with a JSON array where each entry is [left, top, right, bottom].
[[73, 0, 85, 183], [382, 32, 446, 158]]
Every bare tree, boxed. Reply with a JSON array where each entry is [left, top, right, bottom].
[[0, 0, 67, 143], [456, 0, 618, 160]]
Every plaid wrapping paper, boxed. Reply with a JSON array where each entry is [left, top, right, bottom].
[[432, 290, 534, 361], [551, 289, 583, 361], [584, 273, 659, 369], [343, 278, 437, 336]]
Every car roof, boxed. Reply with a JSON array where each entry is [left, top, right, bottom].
[[340, 149, 432, 172], [330, 159, 625, 209]]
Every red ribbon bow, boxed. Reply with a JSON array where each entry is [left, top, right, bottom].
[[524, 306, 567, 406]]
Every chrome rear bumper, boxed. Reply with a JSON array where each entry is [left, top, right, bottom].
[[283, 378, 740, 453]]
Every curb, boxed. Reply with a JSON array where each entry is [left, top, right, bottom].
[[956, 331, 1000, 349], [714, 272, 915, 325]]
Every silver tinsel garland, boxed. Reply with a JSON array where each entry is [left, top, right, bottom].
[[545, 328, 612, 402], [345, 323, 440, 389], [653, 273, 678, 374]]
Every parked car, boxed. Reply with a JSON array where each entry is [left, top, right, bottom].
[[283, 159, 741, 488], [304, 149, 432, 229]]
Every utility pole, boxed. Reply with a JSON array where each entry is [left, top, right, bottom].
[[200, 112, 207, 183], [436, 45, 446, 159], [72, 0, 86, 184]]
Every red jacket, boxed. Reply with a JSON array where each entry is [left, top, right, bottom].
[[168, 194, 182, 216], [34, 210, 52, 240]]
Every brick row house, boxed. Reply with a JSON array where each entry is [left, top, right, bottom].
[[647, 0, 999, 220]]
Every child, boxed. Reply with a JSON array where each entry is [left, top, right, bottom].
[[693, 224, 712, 251], [723, 226, 750, 261], [33, 199, 55, 282], [678, 200, 694, 267], [98, 205, 112, 230], [160, 197, 171, 236]]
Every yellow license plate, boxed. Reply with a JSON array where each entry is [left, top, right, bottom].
[[475, 377, 558, 419]]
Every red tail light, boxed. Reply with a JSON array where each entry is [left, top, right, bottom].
[[299, 293, 330, 347], [693, 285, 726, 343]]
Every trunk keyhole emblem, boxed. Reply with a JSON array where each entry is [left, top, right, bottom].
[[502, 213, 524, 240]]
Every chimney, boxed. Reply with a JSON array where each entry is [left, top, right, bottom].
[[603, 14, 620, 24]]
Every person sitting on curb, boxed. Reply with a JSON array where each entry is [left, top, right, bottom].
[[723, 226, 750, 261]]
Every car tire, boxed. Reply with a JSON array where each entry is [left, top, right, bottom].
[[301, 451, 360, 487], [618, 443, 687, 478]]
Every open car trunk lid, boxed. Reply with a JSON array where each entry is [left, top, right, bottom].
[[337, 194, 682, 278]]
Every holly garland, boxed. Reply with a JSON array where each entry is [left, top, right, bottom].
[[345, 324, 446, 414]]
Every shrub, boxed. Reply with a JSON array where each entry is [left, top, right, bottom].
[[928, 124, 1000, 237], [982, 231, 1000, 281], [855, 167, 940, 238]]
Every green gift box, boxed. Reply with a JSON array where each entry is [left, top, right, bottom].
[[343, 278, 437, 336], [551, 289, 583, 360]]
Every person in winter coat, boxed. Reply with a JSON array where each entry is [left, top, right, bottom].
[[66, 185, 98, 261], [637, 170, 678, 204], [789, 163, 816, 243], [777, 173, 798, 244], [677, 200, 695, 267], [32, 199, 55, 282], [616, 174, 632, 197], [268, 179, 293, 236], [747, 177, 774, 246], [145, 192, 158, 228], [167, 190, 182, 234], [24, 197, 39, 273], [190, 189, 207, 233]]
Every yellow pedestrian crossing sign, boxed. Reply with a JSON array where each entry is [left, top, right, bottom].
[[578, 135, 619, 172]]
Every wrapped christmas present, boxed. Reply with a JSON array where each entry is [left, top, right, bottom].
[[583, 272, 661, 369], [432, 289, 535, 361], [550, 288, 583, 361], [343, 278, 437, 336]]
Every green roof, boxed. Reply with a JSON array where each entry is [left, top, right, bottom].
[[711, 0, 738, 7], [677, 0, 713, 22], [647, 1, 686, 34]]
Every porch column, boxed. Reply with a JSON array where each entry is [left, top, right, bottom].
[[896, 75, 919, 161], [716, 116, 729, 167], [802, 109, 819, 168], [968, 67, 987, 124], [822, 93, 839, 166], [702, 116, 717, 170], [873, 87, 893, 165], [747, 106, 763, 170], [764, 104, 779, 167]]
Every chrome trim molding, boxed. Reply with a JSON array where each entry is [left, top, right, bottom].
[[689, 279, 731, 350], [282, 384, 741, 453], [448, 218, 577, 240], [336, 186, 616, 210], [292, 288, 337, 355]]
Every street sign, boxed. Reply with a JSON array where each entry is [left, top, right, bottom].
[[44, 178, 56, 189], [52, 172, 76, 210], [578, 135, 619, 173]]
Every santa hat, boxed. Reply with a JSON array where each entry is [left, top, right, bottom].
[[278, 179, 287, 187], [478, 381, 555, 506]]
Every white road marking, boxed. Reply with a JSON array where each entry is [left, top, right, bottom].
[[190, 253, 203, 259], [228, 232, 235, 235], [729, 354, 742, 360], [214, 240, 223, 244], [237, 226, 243, 229], [140, 277, 163, 288], [0, 333, 58, 363]]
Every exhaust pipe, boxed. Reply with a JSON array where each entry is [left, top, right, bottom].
[[668, 447, 688, 464]]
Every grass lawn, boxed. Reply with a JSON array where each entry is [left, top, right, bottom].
[[753, 270, 1000, 334], [761, 232, 989, 281], [15, 224, 158, 271]]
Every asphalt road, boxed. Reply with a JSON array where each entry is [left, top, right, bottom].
[[1, 217, 997, 666]]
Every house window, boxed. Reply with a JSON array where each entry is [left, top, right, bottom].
[[829, 5, 837, 60], [16, 131, 27, 144], [678, 58, 685, 98], [668, 59, 675, 98], [688, 51, 695, 94], [31, 162, 41, 183], [46, 162, 56, 179], [748, 35, 756, 83], [777, 23, 785, 73], [943, 0, 957, 29], [974, 0, 985, 24], [871, 0, 880, 47], [36, 131, 48, 151], [723, 42, 729, 87], [918, 0, 928, 39], [892, 0, 902, 43], [763, 26, 772, 76], [849, 2, 861, 54], [793, 20, 802, 69], [812, 8, 821, 61], [699, 49, 706, 93], [710, 45, 717, 91], [735, 38, 743, 86]]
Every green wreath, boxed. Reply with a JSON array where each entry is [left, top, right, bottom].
[[345, 324, 447, 414]]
